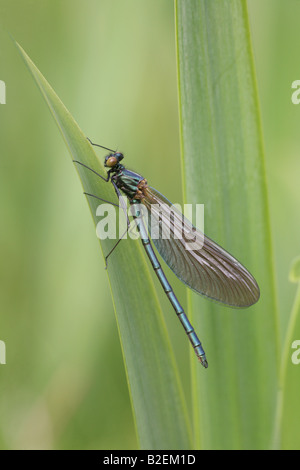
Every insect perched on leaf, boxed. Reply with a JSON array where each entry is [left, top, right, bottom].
[[74, 139, 260, 368]]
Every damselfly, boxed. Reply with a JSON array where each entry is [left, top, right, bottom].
[[74, 139, 260, 368]]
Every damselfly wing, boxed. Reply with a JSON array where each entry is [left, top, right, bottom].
[[142, 186, 260, 308]]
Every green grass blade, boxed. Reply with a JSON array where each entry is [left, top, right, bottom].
[[175, 0, 280, 449], [15, 40, 192, 450], [276, 257, 300, 449]]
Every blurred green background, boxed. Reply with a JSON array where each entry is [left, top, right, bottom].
[[0, 0, 299, 449]]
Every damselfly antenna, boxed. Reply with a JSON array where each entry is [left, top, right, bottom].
[[87, 137, 116, 153]]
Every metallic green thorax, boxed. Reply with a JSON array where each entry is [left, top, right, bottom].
[[111, 165, 144, 201]]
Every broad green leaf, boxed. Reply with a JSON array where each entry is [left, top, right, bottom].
[[175, 0, 280, 449], [15, 41, 191, 450]]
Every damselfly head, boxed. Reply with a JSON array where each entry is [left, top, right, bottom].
[[104, 152, 124, 168]]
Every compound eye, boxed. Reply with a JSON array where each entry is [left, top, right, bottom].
[[105, 156, 118, 167]]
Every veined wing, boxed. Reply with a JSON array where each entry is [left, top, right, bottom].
[[142, 187, 260, 308]]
